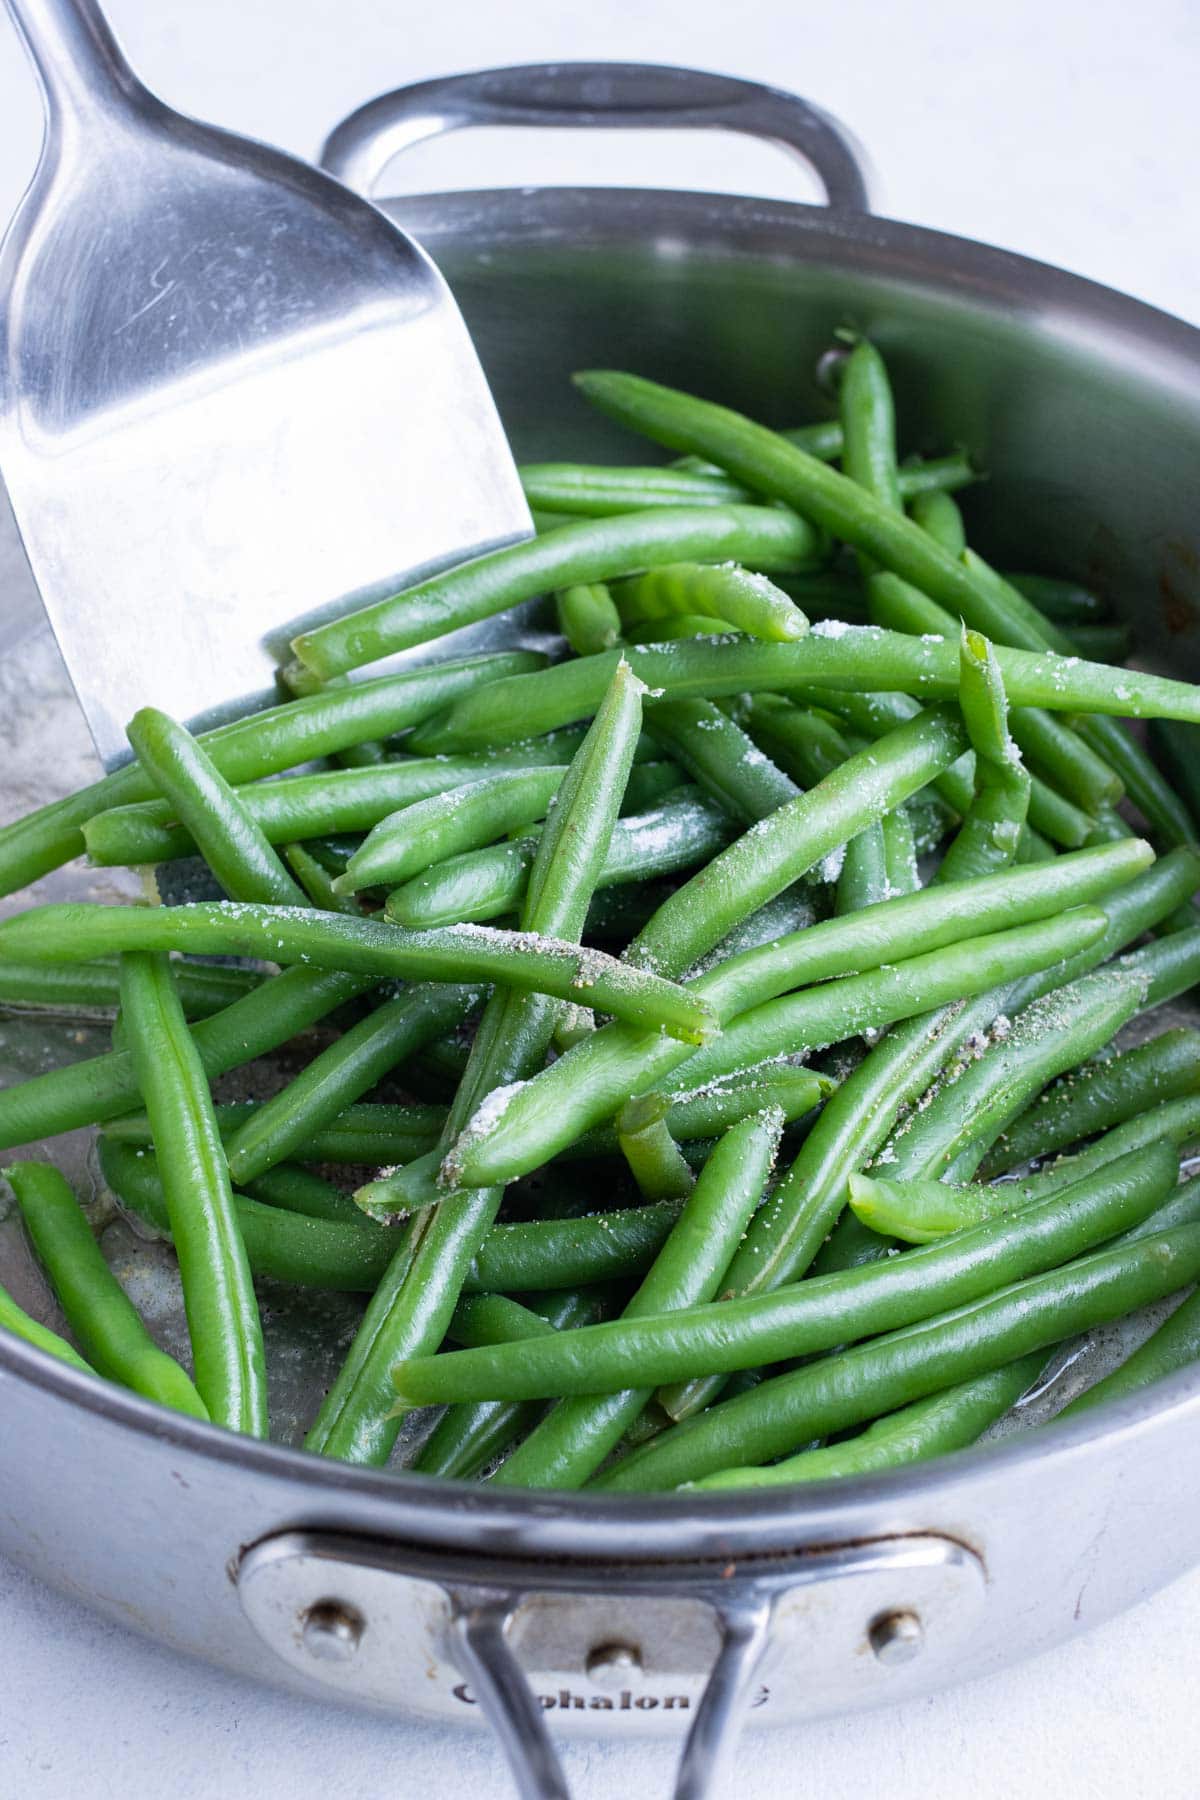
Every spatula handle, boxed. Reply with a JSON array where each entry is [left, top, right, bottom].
[[3, 0, 145, 126]]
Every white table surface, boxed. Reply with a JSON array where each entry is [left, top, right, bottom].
[[1, 2, 1198, 1795]]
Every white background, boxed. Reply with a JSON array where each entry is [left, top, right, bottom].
[[1, 2, 1198, 1795]]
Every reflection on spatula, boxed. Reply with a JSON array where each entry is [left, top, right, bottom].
[[0, 0, 531, 769]]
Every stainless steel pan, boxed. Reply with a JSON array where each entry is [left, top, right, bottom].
[[2, 62, 1200, 1800]]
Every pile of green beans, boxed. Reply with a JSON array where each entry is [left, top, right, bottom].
[[3, 336, 1200, 1494]]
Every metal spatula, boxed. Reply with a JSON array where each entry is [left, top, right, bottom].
[[0, 0, 531, 770]]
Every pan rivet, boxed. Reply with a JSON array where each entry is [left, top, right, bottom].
[[868, 1609, 924, 1665], [586, 1641, 643, 1687], [301, 1599, 365, 1663]]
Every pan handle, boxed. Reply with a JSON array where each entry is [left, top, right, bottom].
[[238, 1530, 988, 1799], [319, 62, 871, 213], [447, 1582, 775, 1800]]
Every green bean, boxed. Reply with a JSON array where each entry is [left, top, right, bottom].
[[616, 1095, 696, 1202], [689, 1352, 1043, 1490], [386, 840, 538, 931], [408, 630, 1200, 759], [909, 490, 967, 556], [1011, 848, 1200, 1007], [621, 760, 691, 811], [611, 562, 809, 643], [307, 661, 650, 1465], [1076, 712, 1197, 845], [1123, 922, 1200, 1009], [417, 1289, 606, 1480], [100, 1137, 681, 1294], [944, 549, 1188, 838], [104, 1100, 445, 1166], [908, 788, 959, 857], [738, 694, 850, 785], [688, 888, 821, 976], [856, 1068, 1200, 1246], [937, 629, 1030, 881], [835, 823, 890, 914], [0, 963, 374, 1151], [642, 699, 798, 824], [556, 583, 622, 655], [84, 750, 583, 869], [291, 507, 829, 679], [838, 337, 903, 515], [833, 345, 963, 835], [981, 1028, 1200, 1177], [471, 1205, 679, 1293], [241, 1163, 364, 1224], [676, 423, 970, 480], [522, 463, 752, 514], [882, 965, 1148, 1186], [118, 954, 266, 1435], [5, 1160, 207, 1418], [776, 686, 1000, 838], [848, 1172, 1008, 1243], [623, 613, 730, 642], [599, 1222, 1200, 1490], [627, 707, 966, 978], [573, 1065, 833, 1159], [295, 836, 358, 877], [334, 738, 389, 768], [223, 984, 476, 1185], [847, 1143, 1200, 1250], [1006, 573, 1107, 625], [445, 1291, 558, 1349], [867, 566, 1118, 820], [493, 1109, 785, 1489], [748, 704, 932, 887], [852, 1128, 1200, 1248], [881, 807, 921, 897], [1017, 773, 1094, 852], [363, 1120, 646, 1222], [553, 1004, 595, 1054], [0, 650, 542, 897], [126, 708, 307, 906], [102, 1135, 393, 1289], [0, 1269, 96, 1375], [392, 1144, 1176, 1407], [1116, 1175, 1200, 1247], [446, 840, 1152, 1188], [0, 904, 715, 1046], [1016, 827, 1057, 864], [1029, 1095, 1200, 1200], [282, 843, 365, 914], [0, 955, 261, 1019], [893, 452, 978, 499], [333, 768, 566, 895], [386, 787, 733, 931]]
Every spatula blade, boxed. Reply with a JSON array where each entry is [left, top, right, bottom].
[[0, 109, 531, 768]]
